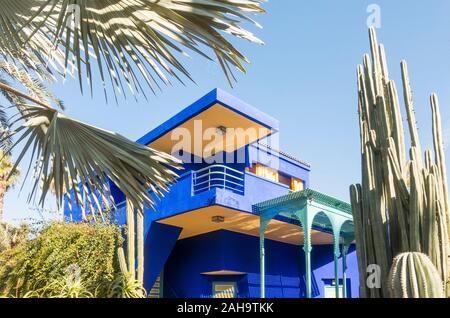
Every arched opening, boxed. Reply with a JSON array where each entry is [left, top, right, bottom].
[[308, 211, 336, 298]]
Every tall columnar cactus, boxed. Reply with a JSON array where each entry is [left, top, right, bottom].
[[115, 199, 146, 297], [388, 252, 444, 298], [350, 28, 450, 298]]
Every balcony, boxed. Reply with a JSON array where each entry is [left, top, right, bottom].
[[192, 165, 245, 195]]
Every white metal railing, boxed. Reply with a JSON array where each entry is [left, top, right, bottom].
[[192, 164, 245, 195]]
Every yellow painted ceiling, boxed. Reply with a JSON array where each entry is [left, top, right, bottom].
[[157, 206, 334, 246], [201, 270, 247, 276], [148, 103, 272, 157]]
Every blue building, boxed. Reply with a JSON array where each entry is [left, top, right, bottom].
[[65, 88, 358, 298]]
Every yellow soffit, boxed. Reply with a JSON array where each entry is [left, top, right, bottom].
[[157, 206, 334, 246], [148, 103, 272, 157]]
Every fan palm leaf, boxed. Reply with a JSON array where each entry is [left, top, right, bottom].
[[0, 0, 66, 78], [7, 104, 181, 220], [1, 0, 265, 99]]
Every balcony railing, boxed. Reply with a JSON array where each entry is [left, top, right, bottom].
[[192, 164, 245, 195]]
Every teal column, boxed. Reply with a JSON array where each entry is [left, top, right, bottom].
[[304, 225, 312, 298], [259, 219, 267, 298], [333, 230, 341, 298], [297, 210, 312, 298], [342, 243, 349, 298]]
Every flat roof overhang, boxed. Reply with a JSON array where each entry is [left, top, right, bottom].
[[137, 88, 279, 157], [157, 205, 334, 246]]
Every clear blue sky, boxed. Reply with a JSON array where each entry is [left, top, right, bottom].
[[4, 0, 450, 223]]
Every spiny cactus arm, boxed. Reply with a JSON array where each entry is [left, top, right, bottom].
[[350, 184, 368, 298], [378, 44, 390, 85], [401, 61, 423, 166], [358, 66, 371, 129], [362, 54, 377, 120], [126, 199, 136, 279], [424, 150, 433, 172], [409, 155, 423, 252], [436, 202, 449, 287], [423, 174, 436, 258], [388, 81, 407, 170], [430, 94, 450, 221], [137, 210, 144, 285], [117, 247, 129, 276], [386, 144, 410, 252], [387, 138, 410, 205], [369, 28, 383, 97]]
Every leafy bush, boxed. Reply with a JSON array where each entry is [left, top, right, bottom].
[[0, 222, 123, 297]]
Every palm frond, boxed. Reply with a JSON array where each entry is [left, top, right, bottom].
[[2, 0, 265, 99], [0, 0, 66, 78], [0, 61, 64, 110], [0, 59, 64, 152], [8, 104, 181, 220]]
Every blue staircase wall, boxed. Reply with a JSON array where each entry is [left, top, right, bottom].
[[144, 222, 182, 291], [99, 201, 183, 291]]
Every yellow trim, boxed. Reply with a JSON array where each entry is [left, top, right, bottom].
[[201, 270, 247, 275], [148, 103, 272, 157]]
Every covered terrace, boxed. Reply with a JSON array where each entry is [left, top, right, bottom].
[[254, 189, 355, 298]]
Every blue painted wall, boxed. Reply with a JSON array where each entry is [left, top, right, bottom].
[[163, 230, 359, 298], [143, 222, 182, 291]]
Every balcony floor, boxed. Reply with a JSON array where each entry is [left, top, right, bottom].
[[157, 205, 333, 245]]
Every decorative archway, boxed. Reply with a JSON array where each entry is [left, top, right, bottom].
[[255, 189, 354, 298]]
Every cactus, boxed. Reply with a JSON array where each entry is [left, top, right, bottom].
[[388, 252, 444, 298], [116, 199, 145, 296], [350, 28, 450, 298]]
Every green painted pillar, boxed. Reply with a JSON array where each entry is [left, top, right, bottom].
[[296, 208, 313, 298], [334, 253, 339, 298], [304, 228, 312, 298], [259, 220, 266, 298], [333, 232, 341, 298], [342, 244, 349, 298]]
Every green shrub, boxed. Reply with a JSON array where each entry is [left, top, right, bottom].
[[0, 222, 123, 297]]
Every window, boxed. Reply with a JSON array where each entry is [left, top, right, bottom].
[[253, 163, 279, 182], [323, 280, 344, 298], [247, 163, 305, 192], [278, 173, 291, 187], [291, 177, 305, 192], [213, 282, 237, 298]]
